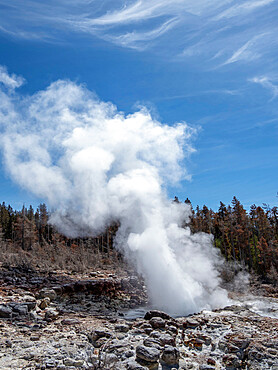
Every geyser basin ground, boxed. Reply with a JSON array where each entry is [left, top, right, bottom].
[[0, 264, 277, 369]]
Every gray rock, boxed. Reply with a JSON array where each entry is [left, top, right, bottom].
[[95, 337, 110, 348], [124, 350, 134, 358], [21, 295, 37, 311], [143, 338, 162, 350], [161, 345, 179, 366], [223, 354, 241, 368], [61, 318, 80, 325], [150, 330, 163, 339], [23, 352, 35, 360], [106, 338, 130, 355], [150, 317, 166, 329], [139, 322, 153, 334], [126, 360, 148, 370], [52, 285, 63, 295], [159, 333, 176, 346], [22, 294, 36, 301], [30, 335, 40, 341], [218, 340, 227, 351], [103, 353, 118, 366], [63, 358, 84, 367], [44, 308, 59, 321], [12, 304, 28, 315], [136, 345, 160, 363], [0, 304, 12, 318], [116, 332, 126, 340], [144, 310, 172, 321], [179, 359, 200, 369], [89, 329, 112, 342], [30, 311, 40, 320], [115, 323, 130, 333], [44, 359, 57, 368], [166, 325, 178, 334], [183, 319, 199, 329], [24, 301, 37, 311], [39, 288, 57, 301]]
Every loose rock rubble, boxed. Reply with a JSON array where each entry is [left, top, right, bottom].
[[0, 266, 277, 369]]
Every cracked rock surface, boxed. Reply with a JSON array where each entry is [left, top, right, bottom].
[[0, 266, 277, 369]]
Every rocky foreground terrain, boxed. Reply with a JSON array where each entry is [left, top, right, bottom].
[[0, 266, 277, 369]]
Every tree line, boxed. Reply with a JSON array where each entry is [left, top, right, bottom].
[[0, 202, 116, 254], [0, 197, 277, 282], [179, 196, 277, 282]]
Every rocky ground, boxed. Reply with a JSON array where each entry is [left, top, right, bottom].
[[0, 265, 277, 369]]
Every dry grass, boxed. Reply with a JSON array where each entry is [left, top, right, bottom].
[[0, 240, 121, 273]]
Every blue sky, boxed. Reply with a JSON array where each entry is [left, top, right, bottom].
[[0, 0, 277, 211]]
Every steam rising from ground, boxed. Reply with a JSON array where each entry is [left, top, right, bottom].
[[0, 67, 229, 315]]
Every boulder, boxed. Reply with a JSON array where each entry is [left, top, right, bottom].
[[159, 333, 176, 346], [166, 324, 178, 334], [139, 322, 153, 334], [136, 345, 160, 363], [0, 305, 12, 318], [103, 353, 118, 367], [144, 310, 172, 321], [161, 345, 180, 366], [143, 338, 162, 350], [150, 317, 166, 329], [12, 304, 28, 316], [126, 360, 148, 370], [183, 318, 199, 329]]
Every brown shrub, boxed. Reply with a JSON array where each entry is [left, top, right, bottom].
[[0, 239, 121, 273]]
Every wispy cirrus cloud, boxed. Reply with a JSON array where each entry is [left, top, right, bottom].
[[102, 17, 180, 51], [0, 0, 278, 68], [250, 76, 278, 99], [213, 0, 275, 20], [222, 34, 268, 65], [153, 88, 242, 102]]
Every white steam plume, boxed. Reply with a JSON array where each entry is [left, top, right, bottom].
[[0, 68, 229, 315]]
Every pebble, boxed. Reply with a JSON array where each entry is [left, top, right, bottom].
[[39, 298, 51, 309]]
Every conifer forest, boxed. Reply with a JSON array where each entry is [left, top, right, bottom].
[[1, 197, 277, 283]]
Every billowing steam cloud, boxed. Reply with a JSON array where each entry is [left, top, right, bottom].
[[0, 67, 229, 315]]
